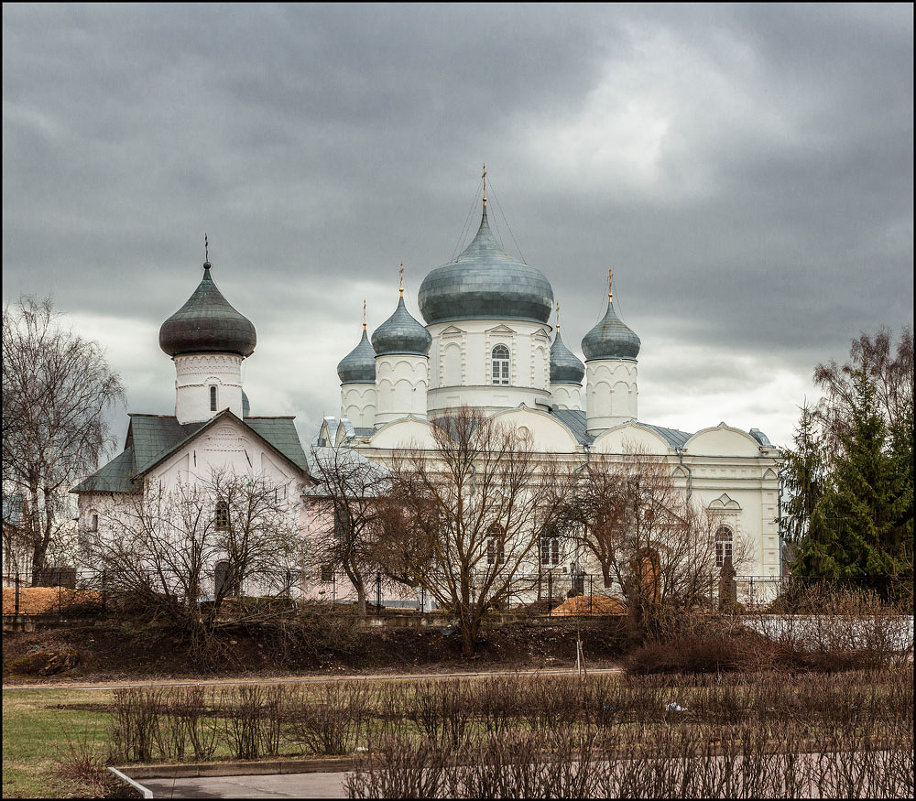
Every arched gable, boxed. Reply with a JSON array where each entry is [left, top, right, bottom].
[[708, 492, 742, 511], [685, 423, 761, 457], [591, 422, 671, 456], [368, 417, 438, 450], [490, 406, 580, 453]]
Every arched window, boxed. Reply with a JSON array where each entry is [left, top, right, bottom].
[[491, 345, 510, 385], [715, 526, 734, 568], [486, 524, 505, 565], [210, 385, 218, 411], [215, 500, 230, 530]]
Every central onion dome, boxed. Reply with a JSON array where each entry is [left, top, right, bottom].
[[581, 297, 641, 361], [159, 261, 257, 357], [372, 295, 432, 356], [419, 205, 554, 325], [337, 328, 377, 383], [550, 328, 585, 384]]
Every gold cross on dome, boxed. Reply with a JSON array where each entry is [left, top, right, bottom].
[[608, 268, 614, 301], [482, 163, 487, 205], [399, 262, 404, 296]]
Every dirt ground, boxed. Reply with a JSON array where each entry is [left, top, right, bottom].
[[2, 586, 102, 616], [2, 615, 628, 684]]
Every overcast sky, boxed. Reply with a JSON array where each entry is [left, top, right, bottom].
[[3, 3, 913, 453]]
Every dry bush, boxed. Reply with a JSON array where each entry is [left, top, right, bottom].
[[286, 681, 371, 755]]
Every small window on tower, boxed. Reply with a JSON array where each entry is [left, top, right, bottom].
[[210, 385, 218, 411], [491, 345, 510, 385]]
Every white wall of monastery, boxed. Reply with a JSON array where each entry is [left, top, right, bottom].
[[174, 353, 245, 424]]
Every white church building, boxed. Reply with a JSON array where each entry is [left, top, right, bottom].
[[73, 177, 783, 606], [322, 183, 783, 592]]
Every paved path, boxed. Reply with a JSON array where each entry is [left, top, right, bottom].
[[142, 771, 350, 798], [3, 666, 620, 692]]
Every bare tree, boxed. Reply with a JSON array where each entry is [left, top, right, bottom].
[[568, 448, 751, 630], [305, 447, 389, 617], [813, 326, 913, 455], [379, 407, 569, 656], [2, 296, 124, 582], [82, 469, 300, 655]]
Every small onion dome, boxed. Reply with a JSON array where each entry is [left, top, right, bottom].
[[371, 296, 432, 357], [159, 262, 257, 357], [337, 329, 377, 383], [550, 329, 585, 384], [418, 206, 554, 325], [581, 300, 641, 361]]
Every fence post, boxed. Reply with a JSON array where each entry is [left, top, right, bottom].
[[15, 572, 20, 615], [547, 572, 553, 616], [589, 575, 593, 615]]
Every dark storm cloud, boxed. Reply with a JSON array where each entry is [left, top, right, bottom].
[[3, 3, 912, 445]]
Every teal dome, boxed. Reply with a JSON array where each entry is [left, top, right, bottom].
[[337, 329, 376, 383], [372, 296, 432, 356], [159, 262, 257, 358], [550, 329, 585, 384], [581, 299, 640, 361], [418, 206, 554, 325]]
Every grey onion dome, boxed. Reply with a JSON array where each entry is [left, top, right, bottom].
[[337, 329, 377, 383], [550, 329, 585, 384], [371, 296, 432, 356], [581, 299, 641, 361], [418, 206, 554, 325], [159, 262, 257, 357]]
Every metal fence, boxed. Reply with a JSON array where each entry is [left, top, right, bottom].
[[2, 568, 902, 619]]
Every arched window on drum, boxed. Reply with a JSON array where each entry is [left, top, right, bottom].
[[715, 526, 734, 568], [491, 345, 510, 385]]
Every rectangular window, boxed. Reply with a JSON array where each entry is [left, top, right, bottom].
[[320, 564, 334, 583], [210, 385, 217, 411]]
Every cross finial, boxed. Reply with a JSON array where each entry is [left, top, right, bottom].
[[204, 233, 210, 267], [399, 262, 404, 297], [482, 163, 487, 207], [362, 299, 367, 330], [608, 267, 613, 302], [555, 301, 560, 331]]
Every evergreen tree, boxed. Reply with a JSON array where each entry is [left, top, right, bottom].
[[781, 402, 824, 545], [794, 367, 912, 599]]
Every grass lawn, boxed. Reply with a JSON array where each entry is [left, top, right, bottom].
[[2, 689, 113, 799]]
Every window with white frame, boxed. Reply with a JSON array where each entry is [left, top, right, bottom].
[[715, 526, 734, 568], [486, 525, 505, 565], [540, 534, 560, 567], [491, 345, 510, 385]]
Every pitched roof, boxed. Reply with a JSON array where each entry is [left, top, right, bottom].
[[71, 411, 308, 495]]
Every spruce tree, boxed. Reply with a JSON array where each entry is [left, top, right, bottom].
[[794, 367, 912, 599]]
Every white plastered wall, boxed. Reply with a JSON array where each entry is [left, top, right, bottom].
[[585, 360, 638, 433], [375, 355, 429, 426], [341, 383, 377, 429], [427, 320, 553, 416], [174, 353, 244, 424]]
